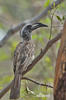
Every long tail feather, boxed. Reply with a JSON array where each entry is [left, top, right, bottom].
[[10, 74, 21, 99]]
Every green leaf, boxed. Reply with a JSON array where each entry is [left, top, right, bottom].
[[56, 15, 62, 21], [45, 56, 51, 64], [62, 16, 65, 20], [44, 0, 50, 8], [53, 2, 55, 8]]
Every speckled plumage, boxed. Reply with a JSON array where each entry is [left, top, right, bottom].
[[13, 40, 35, 74], [10, 40, 35, 99], [10, 23, 48, 99]]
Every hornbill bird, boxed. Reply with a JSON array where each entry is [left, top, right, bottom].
[[10, 22, 48, 99]]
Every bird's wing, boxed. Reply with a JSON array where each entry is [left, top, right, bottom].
[[13, 41, 34, 74]]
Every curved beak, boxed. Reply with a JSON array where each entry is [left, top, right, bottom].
[[31, 23, 48, 31]]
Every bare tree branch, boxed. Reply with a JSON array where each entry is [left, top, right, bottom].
[[0, 0, 64, 47], [22, 77, 53, 88], [0, 80, 14, 98], [0, 32, 62, 99]]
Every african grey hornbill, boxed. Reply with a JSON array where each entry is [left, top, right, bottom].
[[10, 22, 48, 99]]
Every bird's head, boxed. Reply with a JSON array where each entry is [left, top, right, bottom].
[[20, 23, 48, 41]]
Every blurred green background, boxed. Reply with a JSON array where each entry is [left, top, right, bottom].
[[0, 0, 66, 100]]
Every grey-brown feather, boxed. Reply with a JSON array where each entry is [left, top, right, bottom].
[[10, 40, 35, 99], [10, 22, 47, 99], [13, 40, 35, 74]]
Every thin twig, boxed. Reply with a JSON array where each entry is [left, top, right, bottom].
[[0, 0, 63, 47], [49, 7, 58, 39], [22, 77, 53, 88], [0, 32, 62, 99], [49, 14, 53, 40]]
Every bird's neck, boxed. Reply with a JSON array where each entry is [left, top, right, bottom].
[[22, 39, 33, 45], [23, 36, 32, 41]]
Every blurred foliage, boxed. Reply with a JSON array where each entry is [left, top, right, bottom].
[[0, 0, 66, 100]]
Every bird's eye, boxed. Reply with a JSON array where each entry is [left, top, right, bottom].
[[27, 25, 32, 29]]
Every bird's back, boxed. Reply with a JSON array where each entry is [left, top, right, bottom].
[[13, 40, 35, 75], [10, 40, 35, 99]]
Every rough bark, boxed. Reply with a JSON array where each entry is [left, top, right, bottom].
[[54, 20, 66, 100]]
